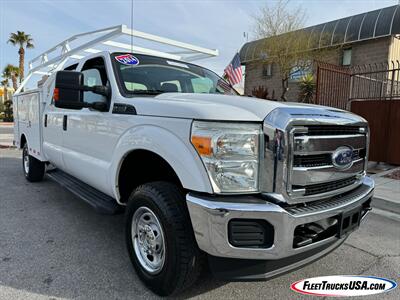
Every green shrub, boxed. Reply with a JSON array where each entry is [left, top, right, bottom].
[[298, 74, 315, 103], [3, 100, 13, 122]]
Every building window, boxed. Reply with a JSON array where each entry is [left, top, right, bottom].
[[262, 64, 272, 77], [342, 48, 352, 66]]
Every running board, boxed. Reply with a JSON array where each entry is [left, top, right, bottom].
[[46, 169, 123, 215]]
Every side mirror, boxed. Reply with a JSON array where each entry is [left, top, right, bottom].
[[54, 71, 84, 109], [54, 71, 110, 111]]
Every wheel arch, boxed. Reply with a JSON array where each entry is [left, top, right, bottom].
[[20, 133, 27, 149], [110, 125, 213, 204], [117, 149, 182, 203]]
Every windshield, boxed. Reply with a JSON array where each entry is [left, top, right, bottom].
[[111, 53, 238, 96]]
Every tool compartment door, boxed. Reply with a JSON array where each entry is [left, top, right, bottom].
[[15, 91, 43, 160]]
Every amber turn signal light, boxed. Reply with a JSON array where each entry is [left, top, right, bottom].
[[191, 136, 212, 156]]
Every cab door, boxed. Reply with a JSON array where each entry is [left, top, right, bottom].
[[61, 55, 117, 195]]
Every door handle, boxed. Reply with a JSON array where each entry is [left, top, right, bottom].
[[27, 120, 31, 128], [44, 114, 48, 127], [63, 115, 67, 131]]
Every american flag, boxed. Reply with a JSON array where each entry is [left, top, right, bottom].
[[224, 53, 243, 85]]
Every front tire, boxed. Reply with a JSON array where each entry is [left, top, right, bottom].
[[22, 143, 45, 182], [125, 182, 203, 296]]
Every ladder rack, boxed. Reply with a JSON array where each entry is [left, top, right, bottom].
[[17, 24, 218, 93]]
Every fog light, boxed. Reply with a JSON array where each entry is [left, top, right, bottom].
[[228, 219, 274, 248]]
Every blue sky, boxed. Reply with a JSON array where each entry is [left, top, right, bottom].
[[0, 0, 398, 77]]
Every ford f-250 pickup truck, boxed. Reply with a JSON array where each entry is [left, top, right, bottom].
[[13, 25, 374, 296]]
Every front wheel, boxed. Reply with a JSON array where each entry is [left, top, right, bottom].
[[22, 143, 45, 182], [125, 182, 203, 296]]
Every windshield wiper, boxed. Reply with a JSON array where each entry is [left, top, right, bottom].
[[131, 89, 183, 95], [130, 89, 166, 95]]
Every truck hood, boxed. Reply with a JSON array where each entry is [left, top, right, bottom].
[[134, 93, 345, 121]]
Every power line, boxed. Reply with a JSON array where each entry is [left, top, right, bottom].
[[130, 0, 134, 54]]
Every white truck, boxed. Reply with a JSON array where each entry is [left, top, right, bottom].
[[13, 25, 374, 296]]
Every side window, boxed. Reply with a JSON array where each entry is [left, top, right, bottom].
[[81, 57, 109, 104], [125, 82, 147, 91], [191, 77, 213, 93], [160, 80, 182, 92]]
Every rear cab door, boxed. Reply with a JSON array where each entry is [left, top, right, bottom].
[[42, 63, 78, 168]]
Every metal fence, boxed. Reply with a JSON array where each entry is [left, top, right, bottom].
[[349, 61, 400, 165], [314, 61, 400, 164], [315, 61, 351, 110], [315, 61, 400, 110], [350, 61, 400, 100]]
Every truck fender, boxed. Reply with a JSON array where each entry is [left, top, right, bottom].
[[109, 125, 213, 202]]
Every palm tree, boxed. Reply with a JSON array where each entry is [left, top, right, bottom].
[[1, 76, 10, 117], [7, 31, 34, 83], [4, 64, 19, 91]]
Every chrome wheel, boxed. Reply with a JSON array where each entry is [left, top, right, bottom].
[[131, 206, 165, 274], [23, 148, 29, 174]]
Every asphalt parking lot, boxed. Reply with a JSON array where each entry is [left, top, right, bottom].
[[0, 125, 12, 135], [1, 148, 399, 300], [0, 124, 13, 148]]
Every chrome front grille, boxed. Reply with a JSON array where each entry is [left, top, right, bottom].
[[263, 106, 369, 205], [288, 125, 367, 202]]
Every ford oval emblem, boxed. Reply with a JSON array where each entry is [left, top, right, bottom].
[[332, 146, 353, 169]]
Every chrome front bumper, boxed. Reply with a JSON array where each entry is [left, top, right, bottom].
[[186, 176, 374, 261]]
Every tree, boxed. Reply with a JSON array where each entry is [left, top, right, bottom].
[[252, 0, 319, 101], [7, 31, 34, 83], [3, 66, 17, 122], [4, 64, 19, 91], [1, 75, 13, 122], [1, 76, 9, 103], [0, 101, 4, 117]]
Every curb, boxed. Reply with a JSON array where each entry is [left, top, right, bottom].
[[372, 196, 400, 215], [370, 167, 400, 179], [370, 207, 400, 222], [0, 144, 16, 149]]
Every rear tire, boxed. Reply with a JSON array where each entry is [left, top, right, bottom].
[[125, 181, 203, 296], [22, 143, 45, 182]]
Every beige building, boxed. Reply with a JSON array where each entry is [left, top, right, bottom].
[[240, 5, 400, 100]]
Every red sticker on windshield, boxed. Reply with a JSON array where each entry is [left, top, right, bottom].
[[115, 54, 139, 65]]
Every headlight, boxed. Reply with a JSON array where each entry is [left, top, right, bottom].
[[191, 121, 261, 193]]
